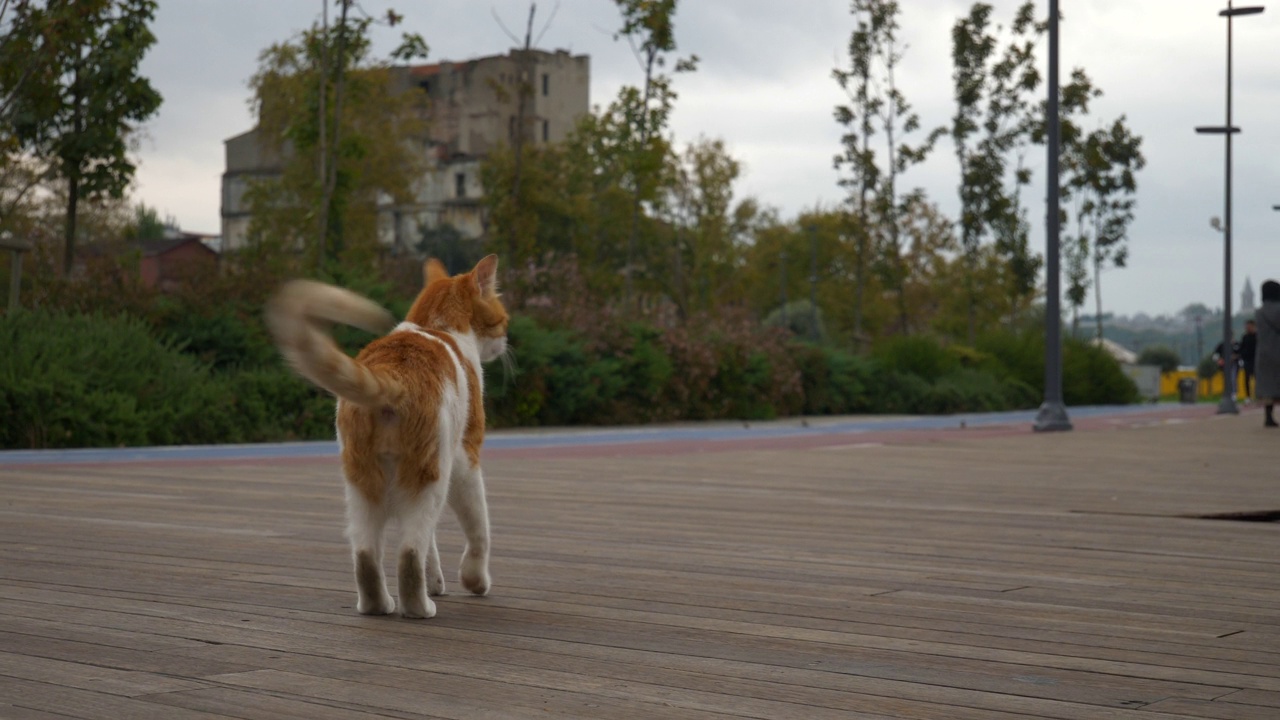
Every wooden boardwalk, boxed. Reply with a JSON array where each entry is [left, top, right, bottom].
[[1, 409, 1278, 719]]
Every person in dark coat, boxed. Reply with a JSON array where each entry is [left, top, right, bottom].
[[1255, 280, 1280, 427], [1238, 320, 1257, 400]]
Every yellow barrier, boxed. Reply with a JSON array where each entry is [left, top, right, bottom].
[[1159, 369, 1249, 400]]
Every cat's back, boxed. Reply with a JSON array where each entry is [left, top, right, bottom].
[[337, 326, 477, 442]]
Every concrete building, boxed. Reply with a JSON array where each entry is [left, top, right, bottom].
[[220, 49, 590, 254]]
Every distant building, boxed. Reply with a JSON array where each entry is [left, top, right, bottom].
[[74, 231, 219, 291], [220, 48, 590, 254], [138, 235, 219, 291], [1241, 277, 1255, 315]]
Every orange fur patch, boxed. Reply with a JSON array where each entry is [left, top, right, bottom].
[[334, 257, 508, 505]]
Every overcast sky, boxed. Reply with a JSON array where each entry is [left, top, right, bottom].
[[133, 0, 1280, 318]]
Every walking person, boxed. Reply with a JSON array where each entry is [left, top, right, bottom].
[[1212, 333, 1238, 397], [1238, 320, 1257, 401], [1256, 280, 1280, 428]]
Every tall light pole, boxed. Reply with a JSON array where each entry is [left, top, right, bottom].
[[1035, 0, 1071, 432], [1195, 0, 1263, 414]]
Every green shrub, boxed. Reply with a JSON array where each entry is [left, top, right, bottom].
[[485, 315, 624, 427], [155, 305, 276, 371], [1197, 355, 1219, 380], [872, 335, 959, 382], [1062, 337, 1140, 405], [868, 370, 933, 414], [1137, 345, 1180, 373], [226, 368, 336, 441], [0, 310, 240, 448], [792, 344, 874, 415], [975, 330, 1138, 406]]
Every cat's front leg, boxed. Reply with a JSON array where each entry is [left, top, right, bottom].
[[426, 531, 447, 596], [449, 462, 491, 596]]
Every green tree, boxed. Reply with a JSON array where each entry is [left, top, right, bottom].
[[866, 1, 942, 336], [1043, 67, 1102, 337], [131, 201, 176, 240], [983, 1, 1044, 329], [950, 2, 997, 343], [246, 9, 427, 271], [833, 0, 883, 346], [1081, 118, 1144, 340], [1137, 345, 1179, 373], [664, 137, 750, 316], [611, 0, 697, 305], [1064, 231, 1090, 337], [1, 0, 162, 274], [950, 1, 1042, 343]]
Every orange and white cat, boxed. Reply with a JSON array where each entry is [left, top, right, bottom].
[[266, 255, 507, 618]]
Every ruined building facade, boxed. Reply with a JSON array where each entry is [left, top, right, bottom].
[[220, 49, 590, 253]]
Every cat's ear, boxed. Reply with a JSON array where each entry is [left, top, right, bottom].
[[424, 258, 450, 286], [472, 254, 499, 296]]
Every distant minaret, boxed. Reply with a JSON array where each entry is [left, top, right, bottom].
[[1242, 277, 1256, 314]]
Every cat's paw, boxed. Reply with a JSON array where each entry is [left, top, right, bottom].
[[460, 556, 490, 596], [427, 568, 447, 596], [357, 592, 396, 616], [400, 595, 437, 619]]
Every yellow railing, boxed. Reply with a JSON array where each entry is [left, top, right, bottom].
[[1159, 369, 1249, 400]]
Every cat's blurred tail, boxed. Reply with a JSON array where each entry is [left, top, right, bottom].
[[265, 280, 399, 407]]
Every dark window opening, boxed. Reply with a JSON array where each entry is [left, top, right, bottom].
[[455, 173, 466, 198], [541, 73, 549, 96], [542, 119, 549, 142]]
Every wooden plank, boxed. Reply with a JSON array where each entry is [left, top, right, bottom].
[[209, 669, 751, 720], [147, 686, 445, 720], [0, 651, 210, 697], [0, 677, 229, 720], [1140, 698, 1280, 720]]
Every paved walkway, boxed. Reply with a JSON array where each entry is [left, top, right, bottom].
[[1, 405, 1277, 718], [0, 402, 1222, 466]]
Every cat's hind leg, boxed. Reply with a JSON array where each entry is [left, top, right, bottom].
[[449, 460, 491, 596], [394, 459, 449, 619], [345, 483, 395, 616]]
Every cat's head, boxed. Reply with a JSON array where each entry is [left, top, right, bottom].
[[406, 254, 508, 362]]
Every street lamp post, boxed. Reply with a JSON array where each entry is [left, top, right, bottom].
[[1195, 0, 1263, 414], [1035, 0, 1071, 432]]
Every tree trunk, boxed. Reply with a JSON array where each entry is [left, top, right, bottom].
[[63, 57, 85, 277], [1093, 253, 1104, 341], [317, 0, 328, 266], [966, 250, 977, 345], [320, 0, 351, 268], [625, 48, 657, 309], [63, 173, 79, 276]]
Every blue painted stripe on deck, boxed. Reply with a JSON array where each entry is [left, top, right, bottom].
[[0, 404, 1186, 466]]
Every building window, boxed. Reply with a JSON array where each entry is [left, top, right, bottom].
[[541, 73, 549, 96], [542, 119, 549, 142], [455, 173, 466, 198]]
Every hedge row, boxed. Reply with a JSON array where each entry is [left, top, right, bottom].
[[0, 308, 1138, 449]]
